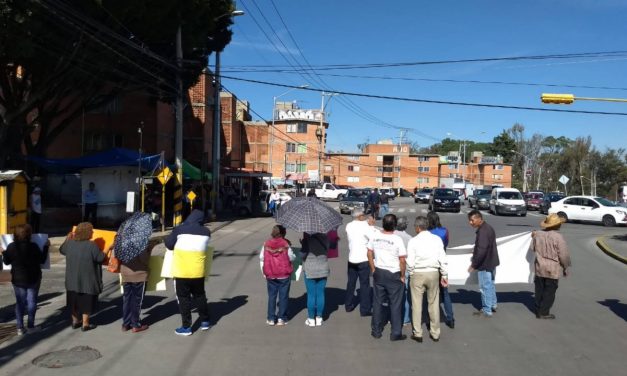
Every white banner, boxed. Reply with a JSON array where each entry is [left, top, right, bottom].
[[0, 234, 51, 270], [447, 232, 533, 285]]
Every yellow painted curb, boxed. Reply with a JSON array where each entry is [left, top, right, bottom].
[[596, 236, 627, 264]]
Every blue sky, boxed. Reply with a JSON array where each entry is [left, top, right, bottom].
[[219, 0, 627, 153]]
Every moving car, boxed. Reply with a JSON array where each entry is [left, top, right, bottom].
[[489, 187, 526, 216], [305, 183, 348, 201], [524, 192, 544, 211], [414, 188, 433, 203], [548, 195, 627, 227], [468, 189, 492, 210], [540, 193, 565, 214], [339, 188, 371, 214], [428, 188, 461, 213]]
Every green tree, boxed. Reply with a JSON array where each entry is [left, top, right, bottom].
[[487, 131, 516, 163], [0, 0, 235, 168]]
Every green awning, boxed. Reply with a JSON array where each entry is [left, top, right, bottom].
[[183, 159, 211, 180]]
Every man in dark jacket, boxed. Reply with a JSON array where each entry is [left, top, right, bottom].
[[165, 209, 212, 336], [368, 189, 381, 219], [467, 210, 499, 318]]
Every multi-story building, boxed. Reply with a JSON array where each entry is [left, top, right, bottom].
[[326, 141, 512, 190]]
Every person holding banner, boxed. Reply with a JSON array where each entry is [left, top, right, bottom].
[[164, 209, 212, 336], [2, 224, 50, 335], [532, 214, 571, 320], [467, 210, 499, 318]]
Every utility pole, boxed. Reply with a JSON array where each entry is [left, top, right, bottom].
[[174, 24, 184, 226], [211, 51, 221, 217]]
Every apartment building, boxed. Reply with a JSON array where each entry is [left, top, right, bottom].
[[326, 141, 512, 190]]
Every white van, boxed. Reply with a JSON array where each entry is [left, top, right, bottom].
[[489, 187, 527, 216]]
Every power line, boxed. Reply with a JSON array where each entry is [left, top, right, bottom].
[[222, 76, 627, 117]]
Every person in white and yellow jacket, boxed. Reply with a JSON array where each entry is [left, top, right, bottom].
[[164, 210, 211, 336]]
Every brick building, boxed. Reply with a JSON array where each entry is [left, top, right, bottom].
[[326, 141, 512, 190]]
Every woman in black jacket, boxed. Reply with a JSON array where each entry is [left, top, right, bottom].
[[2, 224, 49, 335]]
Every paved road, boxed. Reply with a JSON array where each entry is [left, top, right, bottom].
[[0, 197, 626, 376]]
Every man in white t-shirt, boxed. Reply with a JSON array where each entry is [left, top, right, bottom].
[[344, 209, 373, 316], [367, 214, 407, 341]]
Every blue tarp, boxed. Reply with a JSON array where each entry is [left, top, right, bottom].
[[28, 148, 163, 173]]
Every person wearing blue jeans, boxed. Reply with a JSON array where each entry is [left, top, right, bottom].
[[467, 210, 499, 317], [304, 276, 327, 324], [427, 211, 455, 328], [300, 232, 330, 327], [2, 224, 49, 335], [267, 278, 291, 323]]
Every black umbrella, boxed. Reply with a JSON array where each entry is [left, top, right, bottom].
[[276, 197, 343, 233], [114, 212, 153, 263]]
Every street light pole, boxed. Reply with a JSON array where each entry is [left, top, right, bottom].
[[210, 10, 244, 218], [174, 24, 184, 226]]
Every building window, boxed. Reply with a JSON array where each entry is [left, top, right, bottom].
[[347, 176, 359, 183], [286, 163, 296, 172], [87, 95, 122, 114], [394, 156, 400, 161], [324, 165, 333, 172], [286, 143, 296, 153], [377, 167, 383, 172], [375, 177, 383, 183], [297, 144, 307, 154], [394, 178, 399, 183], [383, 177, 393, 183], [84, 132, 122, 152], [286, 122, 307, 133], [347, 155, 359, 161], [417, 177, 430, 184], [449, 173, 459, 178], [492, 174, 503, 180], [418, 166, 430, 172], [376, 156, 383, 162], [348, 165, 360, 172], [417, 156, 430, 162], [297, 163, 307, 173], [448, 163, 458, 169], [494, 164, 504, 170], [394, 167, 400, 172]]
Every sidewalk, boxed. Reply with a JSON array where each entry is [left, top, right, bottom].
[[596, 233, 627, 264], [0, 217, 235, 346]]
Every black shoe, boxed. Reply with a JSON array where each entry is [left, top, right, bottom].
[[345, 305, 355, 313], [360, 312, 372, 317], [81, 324, 97, 332], [71, 322, 81, 330], [492, 307, 498, 313], [538, 314, 556, 320], [430, 335, 440, 342], [410, 335, 423, 343], [371, 332, 382, 339], [390, 334, 407, 341]]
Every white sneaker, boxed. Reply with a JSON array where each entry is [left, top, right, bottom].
[[315, 316, 323, 326], [305, 318, 316, 327], [276, 319, 288, 326], [266, 320, 275, 326], [16, 328, 26, 336]]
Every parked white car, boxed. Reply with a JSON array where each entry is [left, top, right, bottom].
[[548, 195, 627, 227]]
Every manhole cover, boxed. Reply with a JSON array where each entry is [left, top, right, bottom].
[[0, 323, 17, 345], [32, 346, 101, 368]]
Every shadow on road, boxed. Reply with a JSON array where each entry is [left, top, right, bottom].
[[208, 294, 248, 324], [0, 292, 64, 322], [451, 289, 535, 313], [610, 234, 627, 241], [598, 299, 627, 322], [287, 287, 345, 321]]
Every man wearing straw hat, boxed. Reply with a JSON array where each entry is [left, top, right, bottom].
[[532, 213, 571, 320]]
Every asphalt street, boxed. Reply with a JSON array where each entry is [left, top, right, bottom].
[[0, 197, 626, 376]]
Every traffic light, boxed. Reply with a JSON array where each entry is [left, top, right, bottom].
[[541, 93, 575, 104]]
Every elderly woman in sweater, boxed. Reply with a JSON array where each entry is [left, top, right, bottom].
[[300, 232, 330, 327], [60, 222, 105, 331]]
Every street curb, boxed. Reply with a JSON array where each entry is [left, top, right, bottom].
[[596, 236, 627, 264]]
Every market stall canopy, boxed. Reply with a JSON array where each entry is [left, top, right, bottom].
[[28, 148, 162, 173], [183, 159, 211, 180]]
